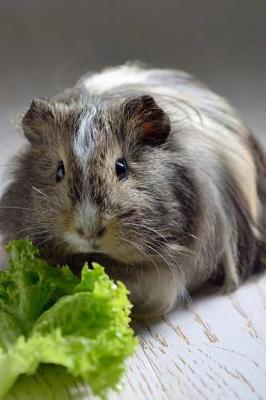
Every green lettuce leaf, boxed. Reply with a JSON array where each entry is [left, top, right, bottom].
[[0, 240, 137, 398]]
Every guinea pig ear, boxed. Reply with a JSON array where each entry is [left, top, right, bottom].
[[22, 99, 54, 145], [125, 95, 170, 145]]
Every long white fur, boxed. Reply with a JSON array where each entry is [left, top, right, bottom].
[[73, 106, 97, 167]]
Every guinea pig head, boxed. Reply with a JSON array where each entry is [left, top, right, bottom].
[[19, 95, 192, 266]]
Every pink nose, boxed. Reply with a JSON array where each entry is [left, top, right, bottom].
[[77, 226, 106, 240]]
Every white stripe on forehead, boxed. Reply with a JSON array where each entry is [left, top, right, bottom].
[[73, 106, 97, 168]]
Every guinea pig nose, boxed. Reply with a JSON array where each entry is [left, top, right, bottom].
[[96, 226, 106, 238]]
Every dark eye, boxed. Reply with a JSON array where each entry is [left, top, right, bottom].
[[115, 158, 128, 180], [56, 160, 65, 183]]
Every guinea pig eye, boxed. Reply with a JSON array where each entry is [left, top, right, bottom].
[[56, 160, 65, 183], [115, 158, 128, 181]]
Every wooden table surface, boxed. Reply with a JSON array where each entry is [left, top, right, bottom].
[[1, 133, 266, 400]]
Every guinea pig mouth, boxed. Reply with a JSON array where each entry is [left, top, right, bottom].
[[87, 252, 118, 270], [65, 250, 107, 277]]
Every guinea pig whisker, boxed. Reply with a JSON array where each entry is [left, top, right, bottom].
[[36, 234, 60, 248], [51, 238, 68, 251], [124, 224, 188, 274], [10, 224, 50, 236], [32, 186, 50, 201], [0, 206, 35, 211], [124, 221, 193, 259], [123, 225, 171, 255], [120, 235, 161, 280], [146, 239, 185, 276], [8, 220, 53, 237], [9, 227, 50, 241], [123, 222, 169, 242], [145, 242, 175, 275], [43, 232, 66, 247], [122, 226, 165, 249]]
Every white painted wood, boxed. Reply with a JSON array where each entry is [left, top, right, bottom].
[[1, 131, 266, 400]]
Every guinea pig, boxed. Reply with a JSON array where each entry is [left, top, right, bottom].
[[0, 63, 265, 319]]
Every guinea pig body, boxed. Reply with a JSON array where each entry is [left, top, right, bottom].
[[0, 63, 265, 318]]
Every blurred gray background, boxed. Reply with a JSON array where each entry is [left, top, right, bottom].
[[0, 0, 265, 163]]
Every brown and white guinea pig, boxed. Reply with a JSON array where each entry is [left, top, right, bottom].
[[0, 63, 265, 318]]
